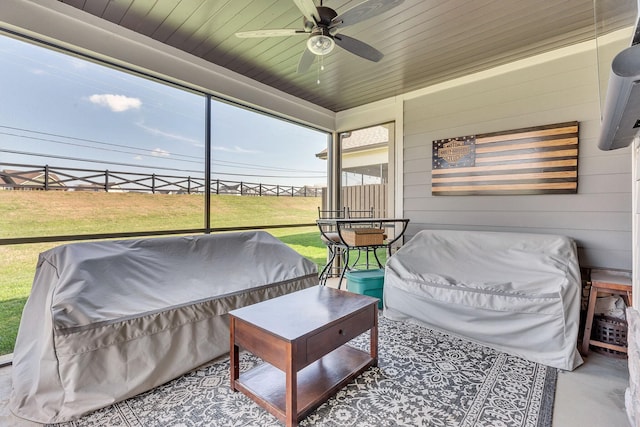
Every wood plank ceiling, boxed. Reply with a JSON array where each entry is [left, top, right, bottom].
[[58, 0, 635, 112]]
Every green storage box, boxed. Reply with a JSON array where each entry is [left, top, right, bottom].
[[346, 268, 384, 309]]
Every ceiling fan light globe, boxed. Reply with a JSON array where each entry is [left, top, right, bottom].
[[307, 34, 335, 55]]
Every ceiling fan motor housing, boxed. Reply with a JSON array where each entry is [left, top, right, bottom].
[[307, 6, 338, 28], [305, 6, 339, 56]]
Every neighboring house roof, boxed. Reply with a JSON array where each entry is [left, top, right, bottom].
[[315, 126, 389, 160], [0, 169, 66, 188], [75, 183, 107, 191]]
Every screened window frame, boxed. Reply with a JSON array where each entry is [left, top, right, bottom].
[[0, 29, 331, 246]]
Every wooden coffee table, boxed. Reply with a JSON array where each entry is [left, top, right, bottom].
[[229, 285, 378, 427]]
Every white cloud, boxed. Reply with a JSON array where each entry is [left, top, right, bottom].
[[212, 145, 260, 154], [69, 58, 88, 69], [151, 148, 170, 157], [89, 94, 142, 112], [136, 122, 201, 145]]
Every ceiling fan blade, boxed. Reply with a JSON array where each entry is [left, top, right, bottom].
[[334, 34, 383, 62], [331, 0, 405, 29], [236, 29, 307, 38], [297, 47, 317, 73], [293, 0, 320, 23]]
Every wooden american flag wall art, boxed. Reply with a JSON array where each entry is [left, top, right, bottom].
[[431, 121, 579, 195]]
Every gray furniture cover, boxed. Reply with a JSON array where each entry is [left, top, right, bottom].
[[384, 229, 583, 371], [10, 231, 318, 423]]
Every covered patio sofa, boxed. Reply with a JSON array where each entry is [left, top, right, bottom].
[[384, 229, 583, 371], [10, 231, 318, 423]]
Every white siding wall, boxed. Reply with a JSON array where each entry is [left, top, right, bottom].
[[403, 37, 632, 269], [633, 138, 640, 306]]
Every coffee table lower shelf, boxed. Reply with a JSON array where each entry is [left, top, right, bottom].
[[234, 345, 374, 424]]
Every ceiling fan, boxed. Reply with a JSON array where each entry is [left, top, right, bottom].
[[235, 0, 405, 73]]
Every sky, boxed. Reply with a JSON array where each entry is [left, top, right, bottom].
[[0, 34, 329, 188]]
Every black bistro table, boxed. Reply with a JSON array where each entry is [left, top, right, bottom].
[[316, 217, 409, 288]]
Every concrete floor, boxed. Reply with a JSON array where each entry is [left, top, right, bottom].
[[555, 352, 630, 426], [0, 346, 630, 426], [0, 279, 631, 426]]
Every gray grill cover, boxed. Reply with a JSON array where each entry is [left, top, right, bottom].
[[10, 231, 318, 423], [384, 229, 583, 371]]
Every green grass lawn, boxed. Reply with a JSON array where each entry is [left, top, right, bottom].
[[0, 191, 389, 356], [0, 192, 329, 355], [0, 191, 321, 237]]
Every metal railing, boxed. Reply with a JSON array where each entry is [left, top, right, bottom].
[[0, 163, 323, 197]]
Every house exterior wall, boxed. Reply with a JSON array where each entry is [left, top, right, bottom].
[[342, 148, 388, 169], [402, 34, 632, 270]]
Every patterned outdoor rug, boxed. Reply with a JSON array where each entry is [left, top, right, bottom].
[[52, 316, 556, 427]]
